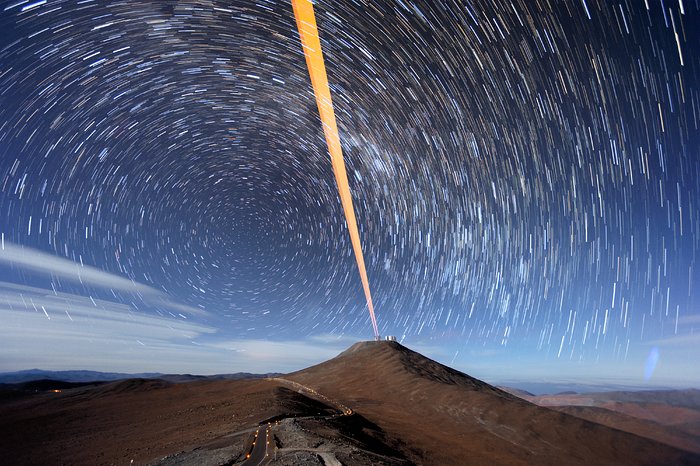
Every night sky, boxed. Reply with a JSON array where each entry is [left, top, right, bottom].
[[1, 0, 699, 387]]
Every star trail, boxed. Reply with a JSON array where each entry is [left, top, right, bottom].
[[1, 0, 699, 383]]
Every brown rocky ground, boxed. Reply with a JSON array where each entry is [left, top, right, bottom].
[[0, 376, 405, 465], [262, 416, 409, 465], [506, 388, 700, 454], [2, 341, 699, 465], [1, 378, 274, 465], [287, 341, 700, 465]]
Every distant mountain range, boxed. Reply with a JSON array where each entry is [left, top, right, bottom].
[[495, 380, 681, 396], [0, 368, 281, 384]]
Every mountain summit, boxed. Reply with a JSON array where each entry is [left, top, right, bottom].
[[288, 340, 698, 465], [2, 340, 698, 465], [296, 340, 504, 392]]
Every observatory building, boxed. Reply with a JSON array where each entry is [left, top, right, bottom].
[[374, 335, 397, 342]]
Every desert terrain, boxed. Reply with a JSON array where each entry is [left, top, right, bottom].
[[505, 387, 700, 455], [1, 341, 698, 465]]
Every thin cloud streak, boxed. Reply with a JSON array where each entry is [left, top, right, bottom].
[[0, 283, 358, 373], [649, 333, 700, 347], [0, 294, 218, 372], [0, 242, 206, 315], [1, 319, 357, 374]]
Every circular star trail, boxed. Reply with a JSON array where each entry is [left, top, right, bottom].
[[1, 0, 699, 367]]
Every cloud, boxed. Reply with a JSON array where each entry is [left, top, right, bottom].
[[648, 333, 700, 347], [308, 333, 364, 346], [677, 314, 700, 325], [0, 245, 367, 373], [0, 242, 153, 292], [0, 281, 359, 373], [0, 241, 206, 315], [208, 337, 354, 369], [0, 282, 219, 372]]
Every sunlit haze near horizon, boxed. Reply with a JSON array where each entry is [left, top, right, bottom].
[[1, 0, 700, 389]]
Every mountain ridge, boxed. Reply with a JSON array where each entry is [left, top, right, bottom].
[[287, 340, 700, 465], [1, 340, 698, 465], [0, 368, 281, 384]]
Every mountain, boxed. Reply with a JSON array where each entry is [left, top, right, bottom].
[[286, 341, 699, 465], [510, 388, 700, 454], [1, 341, 698, 466], [0, 368, 281, 384], [0, 369, 161, 384]]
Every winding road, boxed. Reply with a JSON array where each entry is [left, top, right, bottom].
[[239, 378, 353, 465], [241, 423, 271, 466]]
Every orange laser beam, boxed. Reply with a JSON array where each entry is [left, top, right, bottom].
[[291, 0, 379, 339]]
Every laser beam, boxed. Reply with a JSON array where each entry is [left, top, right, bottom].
[[291, 0, 380, 339]]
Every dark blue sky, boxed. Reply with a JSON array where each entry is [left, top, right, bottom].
[[0, 0, 699, 387]]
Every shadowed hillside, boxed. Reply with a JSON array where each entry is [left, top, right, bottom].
[[510, 388, 700, 454], [288, 341, 700, 465]]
